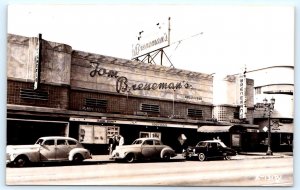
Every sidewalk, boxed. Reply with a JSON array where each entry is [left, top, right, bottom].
[[86, 152, 292, 162]]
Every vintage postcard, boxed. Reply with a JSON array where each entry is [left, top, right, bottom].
[[6, 4, 294, 186]]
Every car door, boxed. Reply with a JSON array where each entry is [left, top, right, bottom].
[[141, 140, 156, 159], [39, 139, 56, 161], [207, 142, 218, 158], [208, 142, 223, 158], [55, 139, 71, 161], [154, 140, 165, 158]]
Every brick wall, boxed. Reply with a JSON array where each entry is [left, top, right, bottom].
[[70, 90, 212, 120], [7, 80, 69, 109]]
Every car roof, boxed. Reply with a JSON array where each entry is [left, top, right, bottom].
[[135, 138, 160, 141], [38, 136, 77, 141], [200, 140, 222, 143]]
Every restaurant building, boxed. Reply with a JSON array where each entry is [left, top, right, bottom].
[[7, 33, 260, 154]]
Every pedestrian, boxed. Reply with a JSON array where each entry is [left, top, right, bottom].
[[118, 135, 124, 146], [108, 135, 118, 155]]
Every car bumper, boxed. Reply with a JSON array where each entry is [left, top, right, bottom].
[[109, 152, 126, 160], [182, 151, 197, 158]]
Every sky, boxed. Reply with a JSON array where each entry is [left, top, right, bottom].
[[7, 4, 294, 76]]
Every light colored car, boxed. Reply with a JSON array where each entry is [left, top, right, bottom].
[[6, 136, 92, 167], [110, 138, 176, 163]]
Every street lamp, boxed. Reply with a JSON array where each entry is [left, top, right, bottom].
[[263, 97, 275, 155]]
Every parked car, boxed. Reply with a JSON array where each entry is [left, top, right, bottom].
[[6, 136, 92, 167], [110, 138, 176, 163], [182, 140, 237, 161]]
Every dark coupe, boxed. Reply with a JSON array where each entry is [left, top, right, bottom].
[[183, 140, 237, 161]]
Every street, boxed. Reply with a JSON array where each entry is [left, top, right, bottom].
[[6, 157, 293, 186]]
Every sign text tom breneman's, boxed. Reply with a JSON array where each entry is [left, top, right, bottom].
[[131, 17, 171, 59]]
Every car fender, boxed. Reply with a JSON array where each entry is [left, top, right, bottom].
[[68, 148, 89, 161], [160, 147, 176, 158], [7, 146, 41, 163]]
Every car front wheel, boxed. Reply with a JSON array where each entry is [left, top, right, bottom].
[[125, 153, 135, 163], [224, 155, 231, 160], [198, 153, 206, 161], [14, 156, 29, 167]]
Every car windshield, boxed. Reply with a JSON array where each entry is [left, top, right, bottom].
[[35, 139, 44, 145], [219, 142, 227, 148], [132, 140, 143, 145], [196, 141, 208, 147]]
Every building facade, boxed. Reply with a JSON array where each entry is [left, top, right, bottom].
[[6, 34, 266, 154], [198, 73, 259, 152], [246, 66, 294, 152]]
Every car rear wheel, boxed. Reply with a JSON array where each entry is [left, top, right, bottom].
[[163, 153, 171, 161], [125, 153, 135, 163], [198, 153, 206, 161], [73, 154, 84, 163], [14, 156, 29, 167]]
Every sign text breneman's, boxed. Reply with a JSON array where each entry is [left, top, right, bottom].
[[89, 62, 193, 93]]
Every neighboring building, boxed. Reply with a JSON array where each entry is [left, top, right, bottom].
[[247, 66, 294, 152], [197, 73, 259, 152]]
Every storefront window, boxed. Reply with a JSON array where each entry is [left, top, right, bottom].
[[139, 131, 161, 139], [280, 134, 293, 145]]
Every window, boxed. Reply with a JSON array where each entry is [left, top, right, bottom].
[[196, 142, 208, 147], [280, 134, 293, 145], [140, 132, 150, 138], [209, 143, 218, 149], [132, 140, 143, 145], [20, 88, 49, 100], [139, 132, 161, 140], [187, 108, 203, 118], [57, 140, 67, 145], [255, 87, 261, 95], [154, 140, 161, 145], [85, 98, 107, 108], [233, 112, 239, 119], [140, 104, 160, 113], [35, 139, 44, 145], [143, 140, 154, 145], [68, 140, 77, 146], [44, 140, 55, 146]]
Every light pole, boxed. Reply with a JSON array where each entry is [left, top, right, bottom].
[[263, 97, 275, 155]]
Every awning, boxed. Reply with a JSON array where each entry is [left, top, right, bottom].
[[197, 125, 232, 133]]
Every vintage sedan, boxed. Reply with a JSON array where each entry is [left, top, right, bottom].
[[110, 138, 177, 163], [6, 136, 92, 167], [182, 140, 237, 161]]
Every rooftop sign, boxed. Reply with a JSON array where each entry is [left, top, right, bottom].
[[131, 17, 170, 59]]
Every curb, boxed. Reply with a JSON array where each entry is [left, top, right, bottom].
[[87, 154, 290, 162], [231, 155, 285, 160]]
